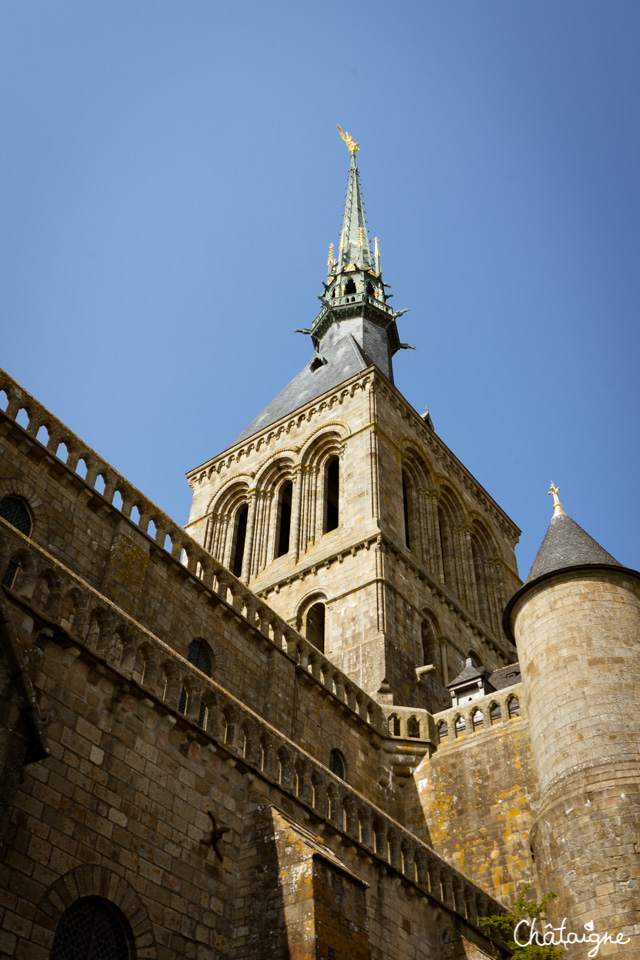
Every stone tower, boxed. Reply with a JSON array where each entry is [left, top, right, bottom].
[[505, 489, 640, 953], [186, 135, 521, 709]]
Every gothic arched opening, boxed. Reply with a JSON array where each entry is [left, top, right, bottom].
[[50, 897, 131, 960], [329, 748, 346, 780], [421, 616, 442, 683], [179, 638, 213, 725], [437, 505, 457, 592], [0, 495, 32, 588], [344, 278, 356, 295], [306, 602, 326, 652]]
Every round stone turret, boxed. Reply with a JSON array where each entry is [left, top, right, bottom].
[[505, 501, 640, 955]]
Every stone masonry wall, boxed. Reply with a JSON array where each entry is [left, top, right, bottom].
[[0, 371, 513, 959], [0, 574, 506, 960], [185, 366, 521, 710], [404, 685, 537, 906]]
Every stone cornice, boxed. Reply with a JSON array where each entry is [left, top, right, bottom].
[[186, 374, 373, 484]]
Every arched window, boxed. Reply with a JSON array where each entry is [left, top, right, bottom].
[[1, 496, 32, 588], [437, 505, 457, 591], [344, 278, 356, 295], [402, 474, 411, 549], [230, 503, 248, 577], [0, 496, 32, 534], [365, 281, 374, 296], [275, 481, 292, 558], [324, 457, 339, 533], [329, 748, 346, 780], [437, 721, 449, 744], [186, 638, 213, 675], [50, 897, 130, 960], [179, 639, 213, 724], [471, 520, 497, 633], [421, 616, 442, 684], [508, 696, 521, 719], [306, 602, 325, 653], [421, 619, 436, 666]]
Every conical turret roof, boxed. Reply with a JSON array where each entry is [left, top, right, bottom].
[[526, 511, 621, 583], [503, 491, 630, 643]]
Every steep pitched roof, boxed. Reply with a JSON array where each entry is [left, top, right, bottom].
[[526, 512, 621, 583], [488, 663, 521, 690], [231, 319, 391, 446], [447, 658, 488, 688]]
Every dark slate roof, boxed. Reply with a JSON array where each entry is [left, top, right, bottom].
[[447, 658, 488, 688], [231, 318, 393, 446], [526, 512, 621, 583], [488, 663, 521, 691]]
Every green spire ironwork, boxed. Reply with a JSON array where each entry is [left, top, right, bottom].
[[339, 152, 372, 270]]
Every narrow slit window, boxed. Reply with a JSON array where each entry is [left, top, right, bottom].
[[276, 481, 292, 557], [402, 474, 411, 549], [324, 457, 339, 533], [231, 504, 248, 577]]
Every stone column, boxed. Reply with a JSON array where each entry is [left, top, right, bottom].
[[240, 492, 258, 582], [289, 467, 303, 560]]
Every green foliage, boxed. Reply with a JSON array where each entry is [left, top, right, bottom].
[[479, 885, 564, 959]]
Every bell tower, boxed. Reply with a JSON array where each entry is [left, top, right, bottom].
[[186, 131, 521, 709]]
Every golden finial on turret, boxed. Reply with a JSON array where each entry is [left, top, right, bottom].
[[373, 236, 381, 274], [337, 124, 360, 155], [358, 226, 364, 247], [327, 242, 334, 267], [548, 482, 566, 516]]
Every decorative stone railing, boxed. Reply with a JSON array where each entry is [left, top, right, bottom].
[[0, 518, 506, 930], [0, 368, 384, 733], [382, 705, 435, 743], [432, 687, 524, 746], [381, 689, 524, 746]]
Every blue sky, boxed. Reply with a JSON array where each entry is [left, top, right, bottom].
[[2, 1, 639, 577]]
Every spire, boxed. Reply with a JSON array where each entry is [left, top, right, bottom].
[[231, 131, 412, 445], [305, 128, 408, 364], [339, 151, 373, 270]]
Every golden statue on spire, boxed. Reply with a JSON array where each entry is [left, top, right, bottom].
[[337, 124, 360, 154], [548, 482, 566, 516]]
